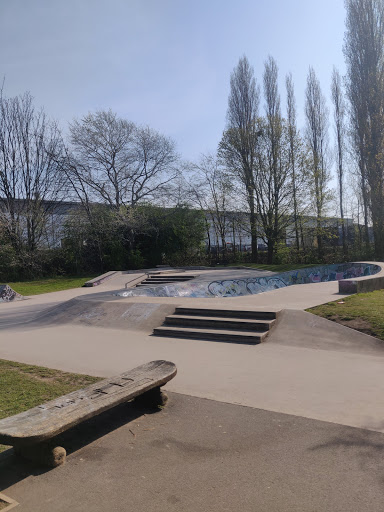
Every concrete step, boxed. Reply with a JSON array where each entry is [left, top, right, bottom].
[[136, 276, 195, 288], [136, 281, 178, 288], [146, 277, 195, 281], [153, 326, 267, 344], [174, 307, 277, 320], [145, 279, 191, 283], [136, 281, 181, 287], [164, 315, 274, 332]]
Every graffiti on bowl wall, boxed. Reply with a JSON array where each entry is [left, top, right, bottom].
[[205, 263, 380, 297], [116, 263, 381, 299]]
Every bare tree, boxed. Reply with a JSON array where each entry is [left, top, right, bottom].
[[0, 91, 65, 252], [331, 67, 348, 258], [305, 67, 331, 260], [219, 56, 262, 262], [344, 0, 384, 258], [254, 56, 292, 263], [188, 154, 235, 260], [66, 110, 179, 210]]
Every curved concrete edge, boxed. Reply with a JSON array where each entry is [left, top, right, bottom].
[[83, 271, 119, 287], [339, 261, 384, 293], [268, 308, 384, 356]]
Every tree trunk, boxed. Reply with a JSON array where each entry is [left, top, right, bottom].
[[361, 177, 370, 251], [249, 194, 258, 263], [316, 218, 323, 261], [371, 191, 384, 259]]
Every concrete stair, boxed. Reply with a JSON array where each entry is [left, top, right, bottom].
[[136, 275, 196, 288], [153, 307, 278, 344]]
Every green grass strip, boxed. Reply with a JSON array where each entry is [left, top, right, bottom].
[[0, 359, 101, 452], [308, 289, 384, 340], [8, 275, 98, 296]]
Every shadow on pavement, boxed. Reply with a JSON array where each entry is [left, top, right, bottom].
[[0, 399, 161, 491]]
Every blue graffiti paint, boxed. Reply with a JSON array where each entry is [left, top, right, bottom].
[[205, 263, 380, 297]]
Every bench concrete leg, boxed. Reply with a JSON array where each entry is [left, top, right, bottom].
[[14, 444, 66, 467], [135, 386, 168, 407]]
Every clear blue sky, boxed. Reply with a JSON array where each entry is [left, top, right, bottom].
[[0, 0, 346, 161]]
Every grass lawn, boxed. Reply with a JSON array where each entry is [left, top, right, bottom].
[[8, 275, 98, 296], [0, 359, 101, 452], [233, 263, 319, 272], [308, 289, 384, 340]]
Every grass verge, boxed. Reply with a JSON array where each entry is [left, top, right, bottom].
[[307, 289, 384, 340], [8, 275, 98, 296], [0, 359, 101, 452]]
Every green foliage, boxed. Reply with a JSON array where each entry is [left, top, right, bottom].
[[0, 243, 18, 280], [134, 204, 206, 267], [61, 203, 206, 273], [274, 242, 291, 264], [0, 239, 69, 282], [125, 249, 145, 270]]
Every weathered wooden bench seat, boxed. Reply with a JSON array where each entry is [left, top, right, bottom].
[[0, 360, 177, 467]]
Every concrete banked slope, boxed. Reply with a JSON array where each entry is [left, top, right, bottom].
[[117, 262, 382, 298]]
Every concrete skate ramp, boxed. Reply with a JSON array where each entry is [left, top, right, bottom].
[[117, 262, 382, 298], [0, 284, 23, 303], [30, 297, 178, 332], [269, 309, 384, 357]]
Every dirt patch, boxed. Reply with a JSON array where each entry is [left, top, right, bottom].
[[0, 493, 18, 511], [328, 315, 377, 337], [0, 499, 11, 511]]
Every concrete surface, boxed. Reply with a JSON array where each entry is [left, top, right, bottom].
[[1, 313, 384, 433], [2, 393, 384, 512], [0, 279, 350, 330], [269, 308, 384, 356], [115, 262, 383, 298], [339, 260, 384, 293], [1, 267, 384, 510]]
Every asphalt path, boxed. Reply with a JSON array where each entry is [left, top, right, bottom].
[[1, 393, 384, 511]]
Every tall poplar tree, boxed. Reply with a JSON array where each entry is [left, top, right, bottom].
[[305, 67, 331, 261], [344, 0, 384, 258], [219, 56, 261, 263], [331, 67, 348, 258]]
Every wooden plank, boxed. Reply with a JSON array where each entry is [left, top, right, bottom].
[[0, 360, 176, 447]]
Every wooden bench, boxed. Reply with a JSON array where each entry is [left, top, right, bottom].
[[0, 360, 177, 467]]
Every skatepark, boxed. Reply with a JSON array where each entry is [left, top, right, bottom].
[[1, 263, 384, 511]]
